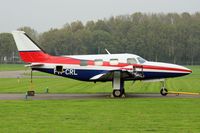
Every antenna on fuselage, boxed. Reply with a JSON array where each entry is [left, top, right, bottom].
[[105, 49, 111, 54]]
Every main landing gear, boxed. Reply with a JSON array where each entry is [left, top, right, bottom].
[[113, 88, 125, 97], [112, 71, 125, 97], [111, 65, 145, 98], [160, 80, 168, 96]]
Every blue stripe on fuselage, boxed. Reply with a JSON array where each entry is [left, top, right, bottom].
[[143, 72, 188, 79], [32, 68, 189, 81], [32, 68, 107, 81]]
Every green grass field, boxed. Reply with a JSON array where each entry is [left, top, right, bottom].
[[0, 99, 200, 133], [0, 64, 200, 133], [0, 64, 25, 71]]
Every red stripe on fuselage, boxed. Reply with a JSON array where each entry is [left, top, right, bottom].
[[19, 51, 80, 64], [142, 65, 191, 73]]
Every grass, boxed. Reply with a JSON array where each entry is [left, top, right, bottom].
[[0, 64, 25, 71], [0, 66, 199, 94], [0, 65, 199, 132], [0, 99, 200, 133], [0, 77, 199, 94]]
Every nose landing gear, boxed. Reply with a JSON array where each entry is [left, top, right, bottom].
[[160, 80, 168, 96], [160, 87, 168, 96]]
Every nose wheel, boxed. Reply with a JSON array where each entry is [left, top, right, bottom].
[[160, 87, 168, 96], [160, 80, 168, 96]]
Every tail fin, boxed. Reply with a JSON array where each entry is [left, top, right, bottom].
[[12, 31, 50, 63]]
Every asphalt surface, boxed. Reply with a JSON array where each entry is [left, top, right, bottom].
[[0, 70, 59, 78], [0, 70, 24, 78], [0, 93, 199, 100]]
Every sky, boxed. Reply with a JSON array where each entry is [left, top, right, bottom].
[[0, 0, 200, 33]]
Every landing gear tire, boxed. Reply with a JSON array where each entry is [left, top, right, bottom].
[[160, 88, 168, 96], [113, 89, 124, 97]]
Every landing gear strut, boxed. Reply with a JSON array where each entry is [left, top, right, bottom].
[[112, 71, 125, 97], [160, 80, 168, 96], [27, 69, 35, 96]]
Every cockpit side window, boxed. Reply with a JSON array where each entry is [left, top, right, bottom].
[[127, 58, 137, 64], [137, 57, 147, 64]]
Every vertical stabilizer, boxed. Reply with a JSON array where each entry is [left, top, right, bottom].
[[12, 31, 49, 63]]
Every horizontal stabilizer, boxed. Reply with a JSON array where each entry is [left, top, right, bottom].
[[25, 63, 44, 67]]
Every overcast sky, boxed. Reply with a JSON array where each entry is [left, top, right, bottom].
[[0, 0, 200, 33]]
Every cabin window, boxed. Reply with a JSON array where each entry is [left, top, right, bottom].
[[94, 59, 103, 66], [110, 59, 118, 65], [56, 65, 63, 72], [127, 58, 137, 64], [80, 60, 88, 66]]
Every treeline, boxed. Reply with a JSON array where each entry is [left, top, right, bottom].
[[0, 12, 200, 65]]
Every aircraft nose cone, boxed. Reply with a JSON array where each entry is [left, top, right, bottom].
[[182, 66, 192, 74], [161, 63, 192, 75], [175, 65, 192, 75], [170, 64, 192, 77]]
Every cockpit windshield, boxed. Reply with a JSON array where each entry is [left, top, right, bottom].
[[137, 57, 147, 64]]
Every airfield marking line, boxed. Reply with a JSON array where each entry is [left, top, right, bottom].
[[168, 91, 200, 95]]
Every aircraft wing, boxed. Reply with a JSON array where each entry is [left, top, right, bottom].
[[90, 73, 107, 80], [89, 65, 144, 81], [89, 69, 133, 81], [89, 71, 114, 81]]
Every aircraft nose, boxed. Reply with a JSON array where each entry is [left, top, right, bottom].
[[175, 65, 192, 75], [162, 63, 192, 75], [182, 66, 192, 74]]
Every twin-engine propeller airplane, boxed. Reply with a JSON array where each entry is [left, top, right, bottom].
[[12, 31, 192, 97]]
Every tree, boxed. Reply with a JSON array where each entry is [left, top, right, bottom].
[[1, 12, 200, 64], [0, 33, 17, 63]]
